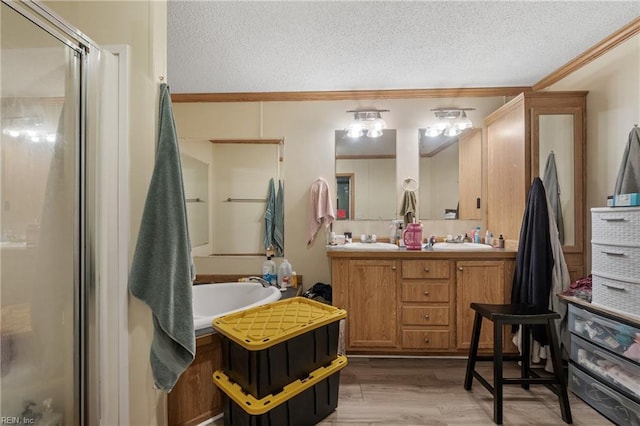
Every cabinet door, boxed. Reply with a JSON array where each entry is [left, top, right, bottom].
[[456, 261, 505, 350], [348, 259, 398, 348]]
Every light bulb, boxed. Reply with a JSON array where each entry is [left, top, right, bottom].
[[346, 119, 364, 138], [444, 126, 462, 137], [366, 128, 383, 138], [371, 116, 387, 131], [455, 111, 472, 130], [424, 127, 440, 137], [46, 134, 57, 143]]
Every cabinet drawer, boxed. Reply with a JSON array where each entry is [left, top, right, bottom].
[[402, 330, 450, 349], [402, 260, 450, 279], [402, 283, 449, 302], [569, 364, 640, 426], [571, 335, 640, 401], [592, 207, 640, 244], [592, 242, 640, 283], [568, 304, 640, 364], [401, 306, 449, 326]]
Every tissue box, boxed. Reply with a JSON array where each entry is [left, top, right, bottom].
[[614, 193, 640, 207]]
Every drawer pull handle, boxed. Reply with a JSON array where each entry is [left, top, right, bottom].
[[424, 337, 430, 343], [424, 267, 430, 272], [601, 217, 625, 222], [603, 283, 627, 291], [391, 266, 396, 270], [423, 291, 430, 296], [424, 314, 430, 319], [601, 250, 625, 256], [458, 267, 464, 271]]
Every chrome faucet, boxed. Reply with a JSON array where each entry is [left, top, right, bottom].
[[247, 276, 271, 288]]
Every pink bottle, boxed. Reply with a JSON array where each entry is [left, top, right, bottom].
[[403, 223, 423, 250]]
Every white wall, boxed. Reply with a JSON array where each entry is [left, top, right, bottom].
[[546, 34, 640, 271]]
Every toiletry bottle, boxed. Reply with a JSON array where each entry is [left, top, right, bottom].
[[278, 258, 293, 290], [396, 223, 404, 247], [262, 255, 276, 286], [498, 234, 505, 248], [291, 271, 298, 288], [474, 226, 481, 243]]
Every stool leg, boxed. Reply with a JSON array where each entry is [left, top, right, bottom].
[[521, 324, 530, 390], [547, 320, 572, 424], [493, 319, 504, 425], [464, 311, 483, 390]]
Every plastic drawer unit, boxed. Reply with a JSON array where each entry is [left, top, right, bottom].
[[571, 335, 640, 401], [569, 364, 640, 426], [213, 355, 347, 426], [568, 304, 640, 364], [212, 297, 346, 399]]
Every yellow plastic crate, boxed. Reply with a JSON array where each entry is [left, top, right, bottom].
[[213, 355, 347, 420], [212, 297, 346, 399], [212, 296, 346, 350]]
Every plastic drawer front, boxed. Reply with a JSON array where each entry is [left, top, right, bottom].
[[592, 275, 640, 319], [571, 335, 640, 401], [591, 207, 640, 243], [569, 364, 640, 426], [592, 243, 640, 283], [214, 356, 347, 426], [568, 304, 640, 364], [213, 297, 346, 399]]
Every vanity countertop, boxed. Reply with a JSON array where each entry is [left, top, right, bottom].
[[326, 246, 517, 259]]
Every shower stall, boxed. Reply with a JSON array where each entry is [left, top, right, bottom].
[[1, 1, 128, 424]]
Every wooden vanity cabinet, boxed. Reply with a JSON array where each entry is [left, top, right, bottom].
[[328, 251, 516, 355], [485, 91, 587, 283]]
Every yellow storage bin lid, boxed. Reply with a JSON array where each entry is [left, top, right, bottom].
[[212, 296, 346, 350], [213, 355, 347, 415]]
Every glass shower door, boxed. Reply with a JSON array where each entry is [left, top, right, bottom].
[[1, 3, 81, 424]]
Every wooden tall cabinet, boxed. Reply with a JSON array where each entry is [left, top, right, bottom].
[[485, 91, 587, 282], [458, 128, 482, 220]]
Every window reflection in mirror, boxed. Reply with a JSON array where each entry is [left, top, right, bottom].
[[538, 114, 575, 246], [334, 129, 396, 220]]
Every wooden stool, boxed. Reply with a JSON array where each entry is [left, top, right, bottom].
[[463, 303, 572, 425]]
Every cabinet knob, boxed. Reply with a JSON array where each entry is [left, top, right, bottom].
[[458, 267, 464, 271], [424, 267, 430, 272], [424, 337, 430, 343], [391, 265, 397, 270], [423, 291, 430, 296], [424, 314, 430, 319]]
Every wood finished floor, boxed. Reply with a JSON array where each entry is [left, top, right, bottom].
[[211, 357, 612, 426]]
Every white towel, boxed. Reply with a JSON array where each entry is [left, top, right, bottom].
[[307, 177, 336, 244]]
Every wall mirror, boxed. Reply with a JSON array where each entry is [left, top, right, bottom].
[[536, 114, 576, 246], [418, 128, 482, 220], [334, 129, 396, 220], [179, 138, 282, 256]]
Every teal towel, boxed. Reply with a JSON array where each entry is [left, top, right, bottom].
[[263, 178, 275, 251], [129, 83, 195, 391], [274, 180, 284, 256]]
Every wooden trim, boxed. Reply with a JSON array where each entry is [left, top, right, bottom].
[[171, 86, 532, 103], [209, 138, 283, 144], [533, 17, 640, 91], [335, 154, 396, 160], [484, 93, 524, 126]]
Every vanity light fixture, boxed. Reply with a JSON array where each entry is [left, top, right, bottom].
[[345, 109, 389, 138], [424, 108, 474, 137]]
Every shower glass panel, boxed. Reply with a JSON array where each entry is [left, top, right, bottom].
[[1, 3, 80, 424]]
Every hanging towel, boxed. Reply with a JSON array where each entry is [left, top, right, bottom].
[[263, 178, 276, 251], [511, 177, 554, 346], [129, 83, 195, 392], [614, 126, 640, 195], [307, 177, 335, 244], [274, 180, 285, 256], [542, 151, 564, 244], [399, 190, 417, 225]]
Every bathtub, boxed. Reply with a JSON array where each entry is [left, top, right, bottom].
[[192, 282, 282, 332]]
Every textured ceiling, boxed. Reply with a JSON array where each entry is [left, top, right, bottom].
[[167, 1, 639, 94]]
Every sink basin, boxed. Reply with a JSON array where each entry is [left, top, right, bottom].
[[333, 242, 399, 250], [432, 242, 493, 251]]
